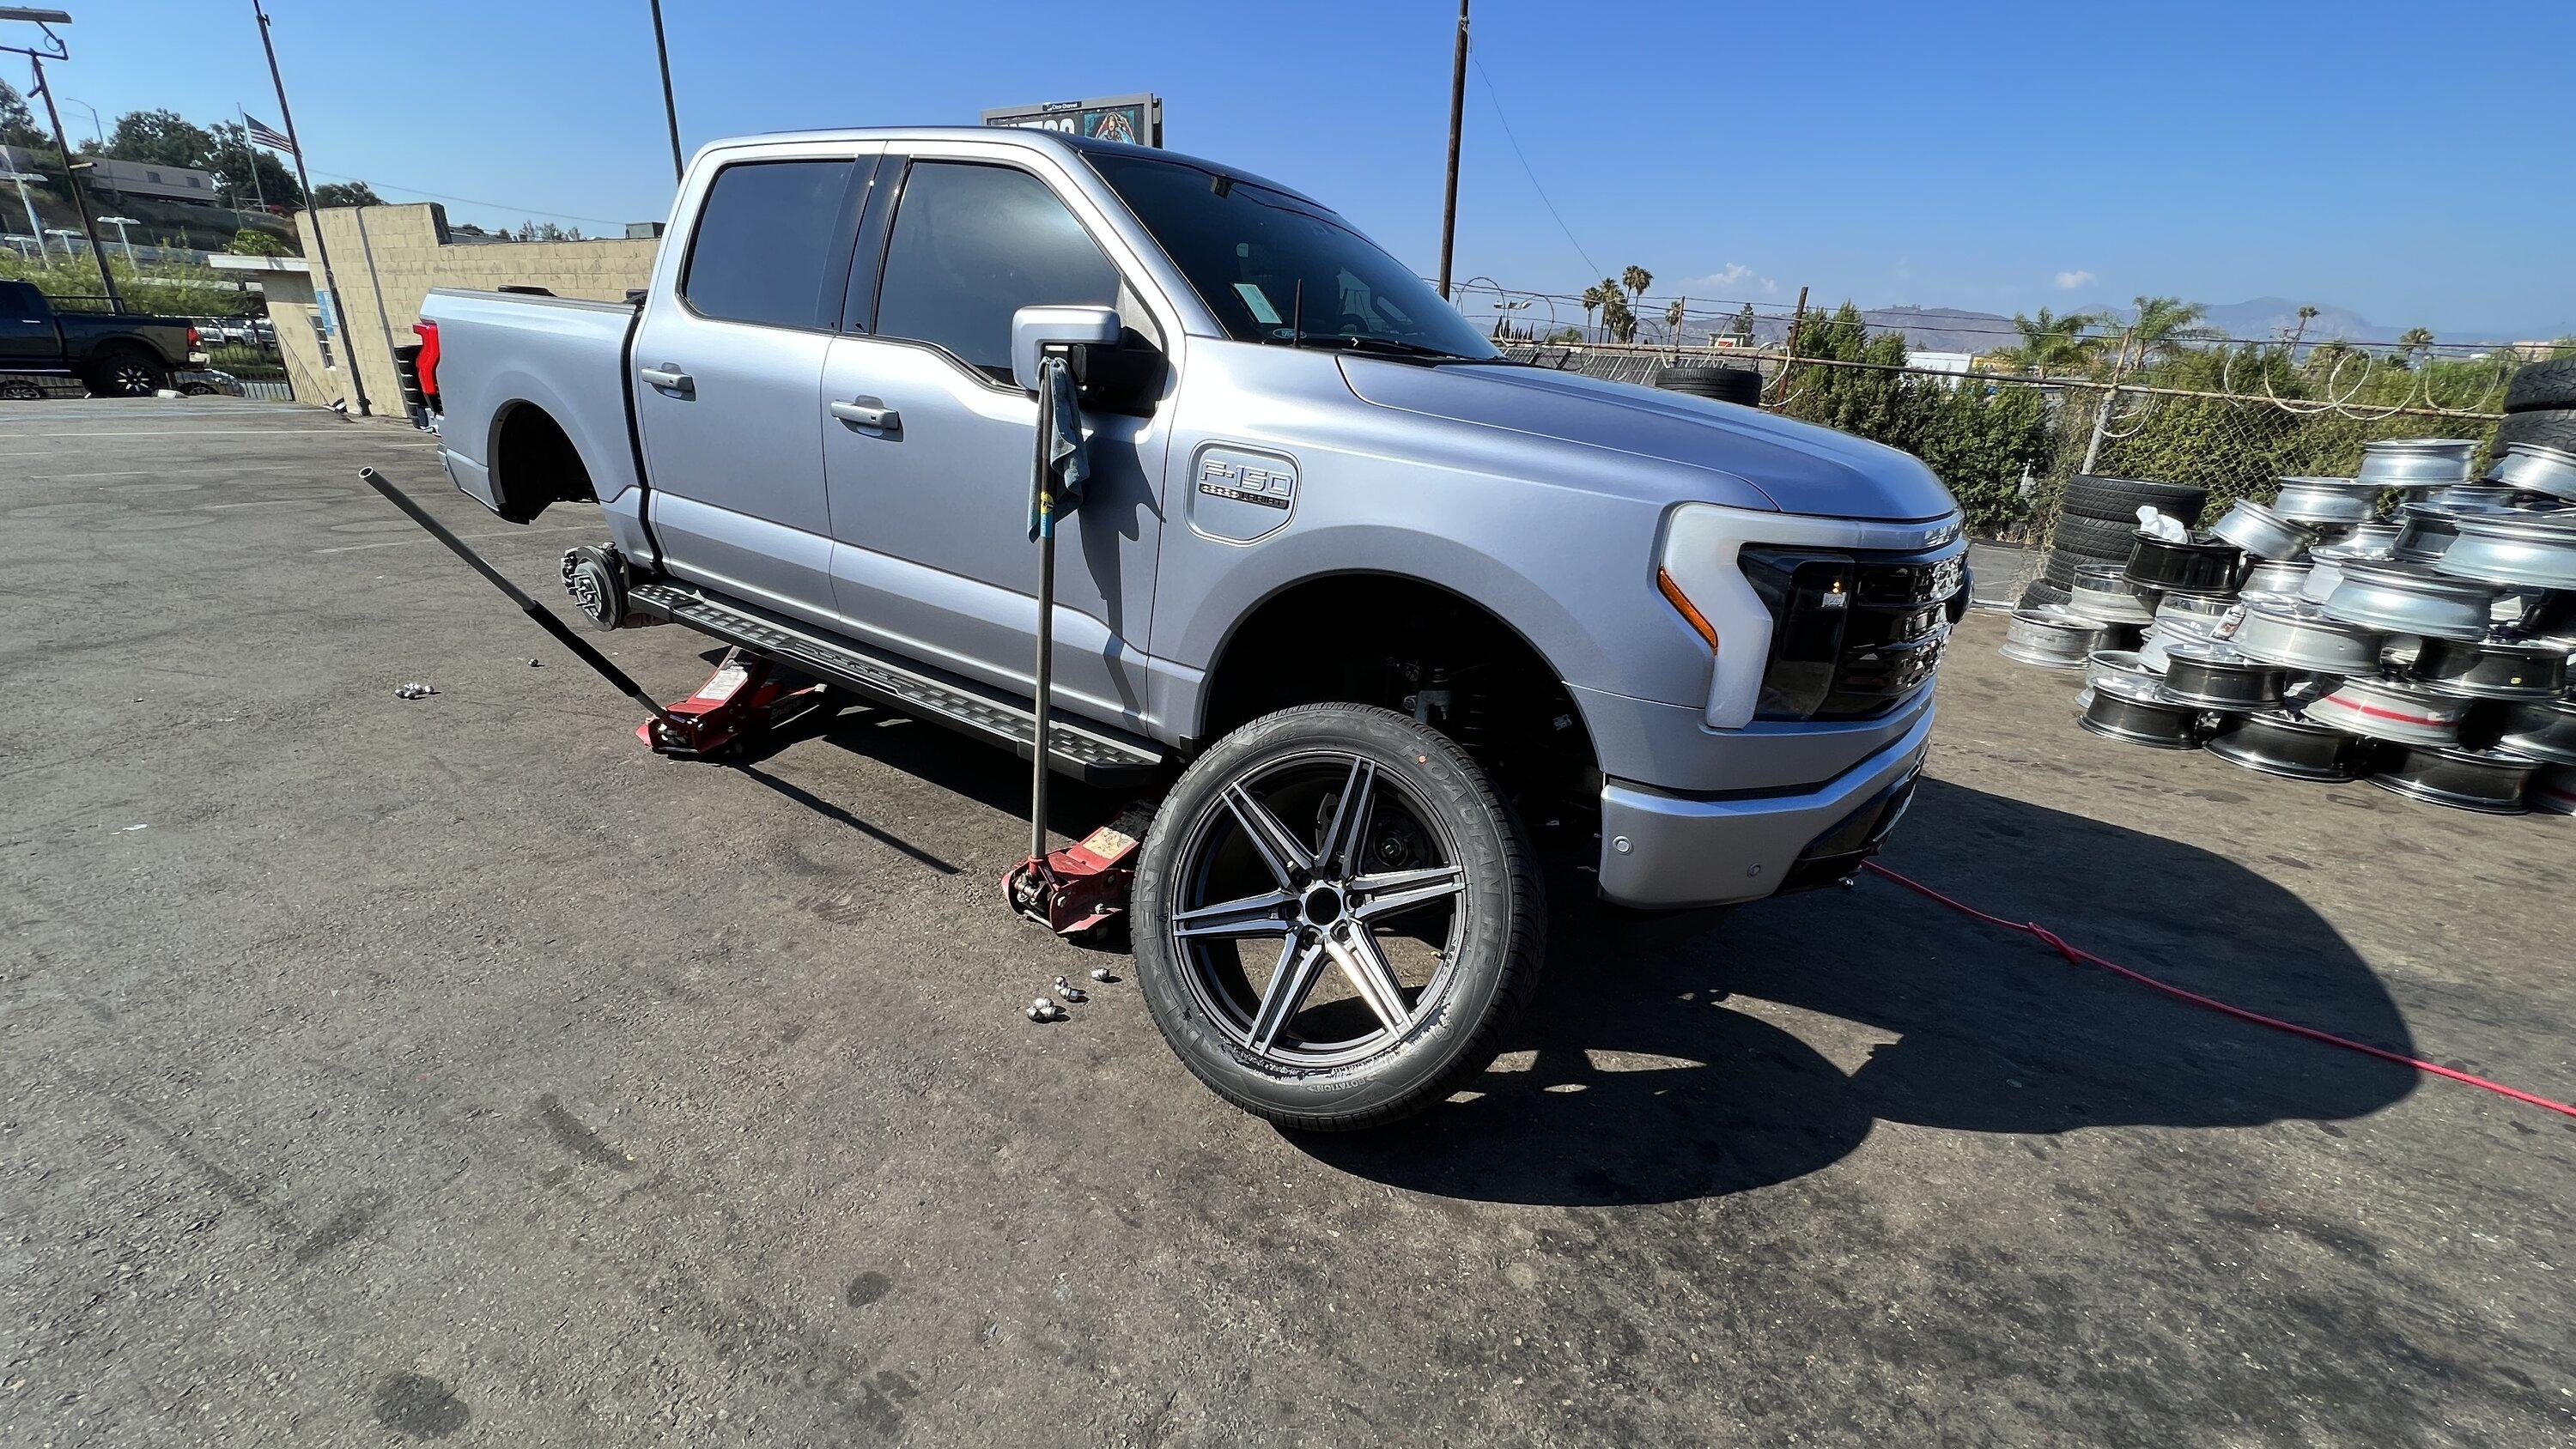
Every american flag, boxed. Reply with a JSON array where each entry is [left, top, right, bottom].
[[244, 114, 296, 155]]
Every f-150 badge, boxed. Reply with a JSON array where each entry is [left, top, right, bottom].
[[1196, 454, 1296, 509], [1188, 446, 1298, 543]]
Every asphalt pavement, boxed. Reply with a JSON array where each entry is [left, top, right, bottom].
[[3, 397, 2571, 1446]]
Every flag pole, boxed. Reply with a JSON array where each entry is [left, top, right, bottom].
[[251, 0, 369, 416], [239, 106, 269, 215]]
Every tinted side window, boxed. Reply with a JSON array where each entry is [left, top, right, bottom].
[[874, 162, 1117, 381], [682, 160, 855, 329], [0, 281, 37, 312]]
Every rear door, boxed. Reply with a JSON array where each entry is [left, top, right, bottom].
[[817, 149, 1176, 726], [0, 282, 63, 370], [632, 142, 879, 629]]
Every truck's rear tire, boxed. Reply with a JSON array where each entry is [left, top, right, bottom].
[[1130, 703, 1543, 1131], [85, 349, 169, 398]]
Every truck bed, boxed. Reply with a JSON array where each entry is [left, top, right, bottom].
[[421, 288, 643, 524]]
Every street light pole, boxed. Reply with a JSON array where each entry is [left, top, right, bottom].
[[1436, 0, 1468, 300], [1, 170, 46, 258], [649, 0, 683, 184], [98, 211, 133, 264], [64, 92, 98, 146], [251, 0, 368, 416]]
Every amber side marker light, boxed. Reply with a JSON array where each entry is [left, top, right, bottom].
[[1657, 566, 1720, 652]]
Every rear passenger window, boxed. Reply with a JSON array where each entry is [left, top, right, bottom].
[[683, 160, 854, 329], [874, 162, 1117, 381]]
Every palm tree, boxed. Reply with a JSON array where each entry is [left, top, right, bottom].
[[2288, 304, 2320, 347], [2397, 325, 2434, 361], [1990, 306, 2101, 379], [1602, 292, 1638, 344], [2128, 295, 2212, 360], [1621, 265, 1653, 307], [1580, 283, 1607, 340], [1664, 297, 1687, 347]]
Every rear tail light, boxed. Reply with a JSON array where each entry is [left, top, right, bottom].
[[186, 325, 201, 349], [411, 320, 441, 404]]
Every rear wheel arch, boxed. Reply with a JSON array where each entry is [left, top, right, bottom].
[[485, 399, 598, 524]]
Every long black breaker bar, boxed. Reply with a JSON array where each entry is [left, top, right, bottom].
[[356, 467, 683, 734]]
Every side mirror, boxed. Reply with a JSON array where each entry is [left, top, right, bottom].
[[1012, 305, 1122, 392]]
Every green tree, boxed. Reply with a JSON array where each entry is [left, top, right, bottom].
[[1663, 296, 1686, 345], [99, 109, 218, 168], [2395, 325, 2434, 362], [2127, 295, 2211, 361], [1620, 264, 1652, 307], [1578, 282, 1606, 338], [1601, 290, 1637, 343], [1728, 302, 1756, 345], [1989, 306, 2102, 379], [0, 81, 46, 149], [312, 181, 382, 208], [225, 227, 289, 257]]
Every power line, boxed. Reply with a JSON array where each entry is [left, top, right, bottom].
[[1467, 52, 1599, 280], [299, 167, 629, 227]]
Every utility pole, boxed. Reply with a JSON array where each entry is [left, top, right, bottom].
[[1769, 284, 1808, 406], [252, 0, 368, 416], [27, 53, 118, 307], [1436, 0, 1467, 300], [650, 0, 683, 183]]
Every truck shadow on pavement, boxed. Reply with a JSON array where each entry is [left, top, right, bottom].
[[1293, 777, 2419, 1206]]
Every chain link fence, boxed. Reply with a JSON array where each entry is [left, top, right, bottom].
[[1498, 328, 2550, 605]]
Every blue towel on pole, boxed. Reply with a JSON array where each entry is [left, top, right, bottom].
[[1028, 354, 1088, 542]]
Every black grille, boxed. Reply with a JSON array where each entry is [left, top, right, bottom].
[[1742, 544, 1966, 720]]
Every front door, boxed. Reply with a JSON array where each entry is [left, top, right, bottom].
[[632, 146, 878, 630], [819, 155, 1170, 728]]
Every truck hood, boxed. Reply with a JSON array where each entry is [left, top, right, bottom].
[[1339, 357, 1958, 522]]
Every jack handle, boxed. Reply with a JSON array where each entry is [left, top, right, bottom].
[[357, 467, 680, 730]]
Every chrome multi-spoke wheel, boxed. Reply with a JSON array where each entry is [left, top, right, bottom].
[[1170, 751, 1467, 1066], [1133, 704, 1544, 1131]]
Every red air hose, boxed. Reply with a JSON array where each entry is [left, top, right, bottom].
[[1860, 860, 2576, 1120]]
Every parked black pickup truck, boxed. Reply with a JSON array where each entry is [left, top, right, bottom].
[[0, 280, 205, 397]]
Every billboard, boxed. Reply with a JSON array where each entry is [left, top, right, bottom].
[[981, 94, 1163, 148]]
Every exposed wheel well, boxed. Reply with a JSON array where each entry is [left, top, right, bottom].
[[1199, 574, 1601, 835], [488, 402, 597, 523]]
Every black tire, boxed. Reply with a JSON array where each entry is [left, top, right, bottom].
[[84, 349, 168, 398], [2050, 512, 2143, 559], [1656, 364, 1764, 407], [2061, 474, 2207, 526], [2018, 579, 2071, 608], [2504, 357, 2576, 414], [2493, 407, 2576, 454], [1131, 703, 1543, 1131]]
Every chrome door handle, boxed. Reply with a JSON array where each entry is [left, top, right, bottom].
[[639, 364, 694, 392], [829, 398, 899, 431]]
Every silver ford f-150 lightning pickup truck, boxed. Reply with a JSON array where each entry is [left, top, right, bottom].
[[419, 126, 1964, 1130]]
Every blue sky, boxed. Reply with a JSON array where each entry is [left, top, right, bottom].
[[21, 0, 2574, 336]]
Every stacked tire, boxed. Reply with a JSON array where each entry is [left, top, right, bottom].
[[1656, 363, 1764, 407], [2496, 356, 2576, 453], [2018, 475, 2208, 608]]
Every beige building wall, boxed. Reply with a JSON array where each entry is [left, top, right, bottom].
[[274, 203, 659, 416]]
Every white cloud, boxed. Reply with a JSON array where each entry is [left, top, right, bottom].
[[2053, 270, 2097, 291], [1674, 264, 1778, 298]]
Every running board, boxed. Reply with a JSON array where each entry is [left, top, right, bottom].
[[626, 582, 1165, 785]]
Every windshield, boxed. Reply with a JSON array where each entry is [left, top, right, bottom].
[[1085, 152, 1499, 361]]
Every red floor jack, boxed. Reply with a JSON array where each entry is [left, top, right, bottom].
[[1000, 358, 1156, 938], [636, 648, 829, 760], [359, 469, 823, 761]]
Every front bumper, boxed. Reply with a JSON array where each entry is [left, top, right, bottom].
[[1595, 700, 1934, 909]]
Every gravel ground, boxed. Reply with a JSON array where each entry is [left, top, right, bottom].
[[3, 398, 2571, 1446]]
